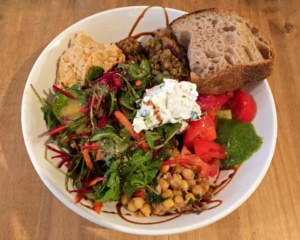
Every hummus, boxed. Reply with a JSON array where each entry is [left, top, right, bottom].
[[55, 32, 125, 88]]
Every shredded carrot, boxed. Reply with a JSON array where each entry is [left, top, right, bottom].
[[137, 140, 150, 152], [82, 148, 93, 170], [84, 177, 106, 187], [93, 201, 103, 214], [135, 79, 142, 86], [95, 150, 103, 161], [47, 125, 67, 136], [114, 110, 140, 140], [113, 110, 150, 152], [78, 106, 89, 113], [75, 192, 84, 203]]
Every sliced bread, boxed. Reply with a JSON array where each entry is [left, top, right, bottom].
[[169, 8, 274, 94]]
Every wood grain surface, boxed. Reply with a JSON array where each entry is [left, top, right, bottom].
[[1, 0, 299, 239]]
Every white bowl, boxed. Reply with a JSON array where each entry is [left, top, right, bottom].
[[21, 6, 277, 235]]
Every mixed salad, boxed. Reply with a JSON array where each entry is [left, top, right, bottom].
[[34, 30, 262, 217]]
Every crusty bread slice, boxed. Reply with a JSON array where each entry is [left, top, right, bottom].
[[170, 8, 274, 94]]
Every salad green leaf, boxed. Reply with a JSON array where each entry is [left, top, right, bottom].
[[86, 66, 104, 84]]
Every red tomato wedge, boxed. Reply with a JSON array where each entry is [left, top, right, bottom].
[[229, 90, 256, 122], [193, 139, 227, 162], [183, 110, 217, 149], [196, 93, 231, 111]]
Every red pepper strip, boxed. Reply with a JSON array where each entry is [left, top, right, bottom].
[[82, 148, 93, 170], [113, 110, 150, 152], [52, 84, 77, 100], [93, 202, 103, 214], [82, 142, 101, 151], [47, 125, 67, 136], [132, 190, 145, 199]]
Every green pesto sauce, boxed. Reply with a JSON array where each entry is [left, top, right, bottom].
[[216, 118, 263, 168]]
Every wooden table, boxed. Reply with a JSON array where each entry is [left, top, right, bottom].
[[1, 0, 299, 239]]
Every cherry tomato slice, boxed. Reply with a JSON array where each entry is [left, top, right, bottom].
[[229, 90, 256, 122]]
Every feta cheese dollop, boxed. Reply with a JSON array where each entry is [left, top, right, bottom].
[[132, 78, 202, 133]]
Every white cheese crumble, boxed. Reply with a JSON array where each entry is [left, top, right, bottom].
[[132, 78, 202, 133]]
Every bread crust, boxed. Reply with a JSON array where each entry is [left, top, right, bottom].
[[170, 8, 275, 94], [191, 59, 274, 94]]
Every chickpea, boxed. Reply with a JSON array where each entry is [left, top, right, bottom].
[[140, 203, 152, 217], [197, 179, 210, 192], [187, 179, 197, 189], [168, 147, 180, 159], [161, 189, 173, 199], [191, 185, 205, 198], [170, 177, 182, 190], [163, 172, 172, 181], [163, 199, 174, 210], [172, 189, 182, 196], [174, 195, 184, 204], [160, 164, 169, 173], [181, 180, 189, 192], [185, 192, 195, 202], [132, 197, 145, 209], [159, 178, 170, 192], [170, 173, 182, 189], [127, 199, 138, 212], [173, 172, 182, 180], [182, 168, 195, 180], [174, 164, 183, 173]]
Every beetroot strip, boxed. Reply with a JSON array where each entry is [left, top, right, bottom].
[[52, 84, 77, 100]]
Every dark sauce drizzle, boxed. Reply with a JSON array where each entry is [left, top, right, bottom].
[[128, 6, 169, 40]]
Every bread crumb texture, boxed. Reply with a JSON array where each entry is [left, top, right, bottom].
[[56, 32, 125, 88]]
